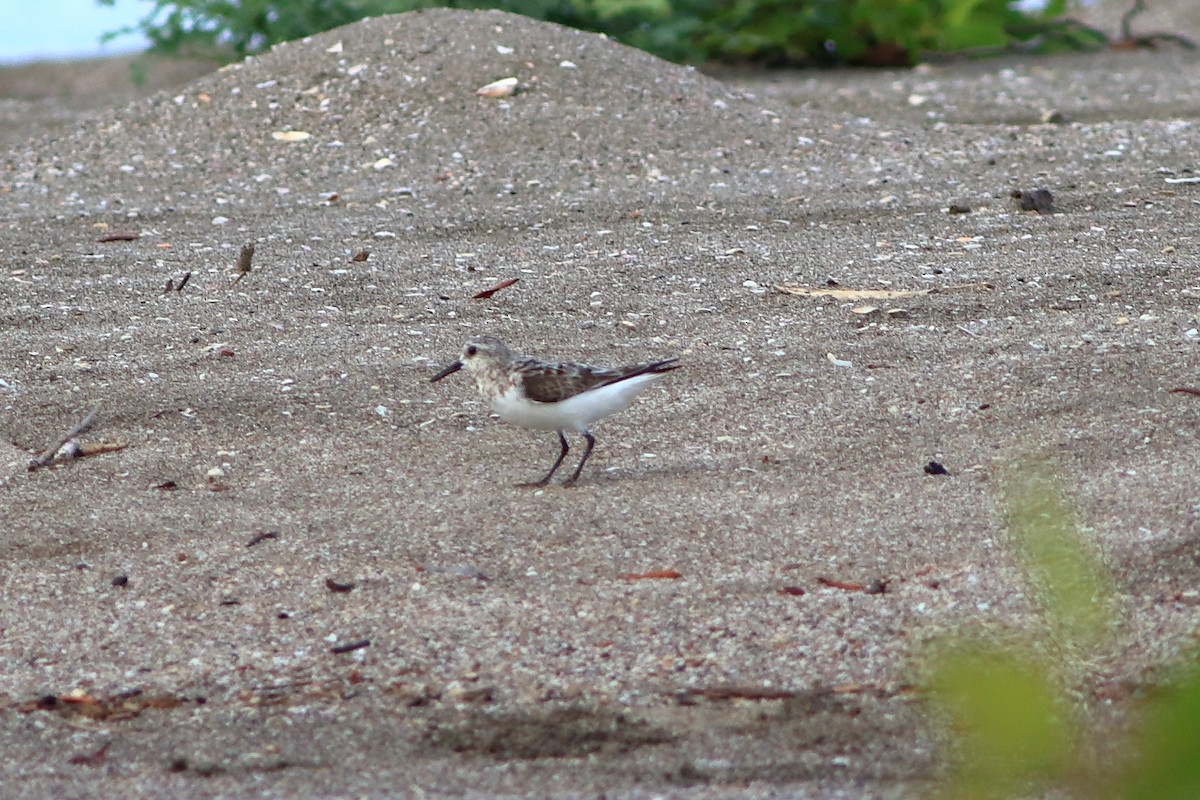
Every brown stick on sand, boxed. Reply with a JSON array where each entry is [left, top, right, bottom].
[[29, 406, 99, 471]]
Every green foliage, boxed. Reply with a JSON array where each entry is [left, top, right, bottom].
[[1005, 469, 1112, 649], [128, 58, 149, 87], [1115, 666, 1200, 800], [97, 0, 1106, 66], [927, 463, 1200, 800], [929, 644, 1075, 800], [98, 0, 402, 59]]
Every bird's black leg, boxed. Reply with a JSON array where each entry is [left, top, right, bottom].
[[562, 430, 596, 487], [520, 430, 570, 487]]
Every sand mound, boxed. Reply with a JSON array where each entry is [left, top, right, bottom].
[[5, 9, 785, 223]]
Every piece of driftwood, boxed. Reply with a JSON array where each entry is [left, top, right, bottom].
[[29, 406, 99, 471]]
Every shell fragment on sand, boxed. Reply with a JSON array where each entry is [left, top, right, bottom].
[[476, 77, 519, 98], [776, 282, 992, 300]]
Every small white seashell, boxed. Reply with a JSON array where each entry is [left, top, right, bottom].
[[272, 130, 311, 142], [476, 77, 518, 98], [826, 353, 853, 369]]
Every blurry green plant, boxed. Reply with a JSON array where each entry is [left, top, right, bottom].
[[97, 0, 1108, 66], [927, 465, 1200, 800]]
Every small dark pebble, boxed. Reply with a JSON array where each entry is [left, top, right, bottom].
[[1012, 188, 1055, 214], [111, 575, 129, 587], [947, 204, 972, 214], [331, 639, 371, 654], [458, 687, 495, 704], [246, 531, 278, 547], [39, 694, 59, 709], [67, 740, 111, 766], [219, 598, 240, 606], [865, 579, 888, 595], [277, 612, 290, 619], [192, 762, 224, 777], [924, 461, 949, 476], [325, 578, 356, 593], [168, 757, 224, 776]]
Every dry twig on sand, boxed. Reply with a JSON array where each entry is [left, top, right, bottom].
[[1120, 0, 1197, 50], [28, 406, 99, 471], [162, 271, 192, 294]]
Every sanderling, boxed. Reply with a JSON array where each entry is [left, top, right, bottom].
[[431, 335, 680, 487]]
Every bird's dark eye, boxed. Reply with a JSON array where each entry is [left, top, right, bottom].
[[465, 345, 478, 357]]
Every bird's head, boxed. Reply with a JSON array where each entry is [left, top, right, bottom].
[[430, 335, 514, 382]]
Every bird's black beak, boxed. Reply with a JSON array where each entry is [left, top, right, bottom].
[[430, 360, 463, 383]]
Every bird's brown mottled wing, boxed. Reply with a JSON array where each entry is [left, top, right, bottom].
[[517, 360, 624, 403], [518, 357, 680, 403]]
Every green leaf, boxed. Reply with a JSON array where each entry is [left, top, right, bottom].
[[929, 645, 1075, 800], [1004, 466, 1113, 651], [1040, 0, 1067, 19], [1112, 660, 1200, 800], [588, 0, 671, 21], [936, 16, 1009, 51]]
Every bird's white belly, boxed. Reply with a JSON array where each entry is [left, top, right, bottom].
[[487, 374, 664, 432]]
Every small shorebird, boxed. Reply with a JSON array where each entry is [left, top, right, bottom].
[[430, 336, 680, 487]]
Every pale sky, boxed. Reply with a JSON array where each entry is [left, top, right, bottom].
[[0, 0, 150, 63]]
